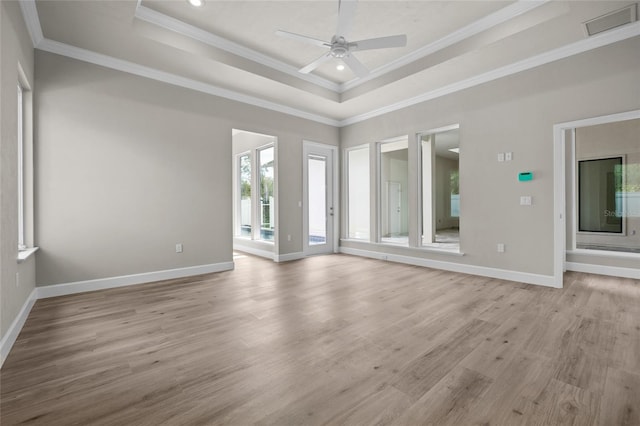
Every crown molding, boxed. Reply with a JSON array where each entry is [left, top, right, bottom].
[[134, 4, 341, 93], [339, 21, 640, 127], [19, 0, 640, 128], [339, 0, 550, 92], [19, 0, 43, 47], [135, 1, 550, 95], [36, 38, 341, 127]]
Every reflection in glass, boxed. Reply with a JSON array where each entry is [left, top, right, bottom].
[[421, 127, 460, 249], [380, 138, 409, 245], [578, 157, 623, 233], [348, 147, 370, 240]]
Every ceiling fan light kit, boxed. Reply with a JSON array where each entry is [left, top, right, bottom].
[[276, 0, 407, 78], [187, 0, 204, 8]]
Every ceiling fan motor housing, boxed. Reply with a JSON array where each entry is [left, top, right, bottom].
[[330, 36, 349, 58]]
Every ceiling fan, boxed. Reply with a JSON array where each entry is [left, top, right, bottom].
[[275, 0, 407, 78]]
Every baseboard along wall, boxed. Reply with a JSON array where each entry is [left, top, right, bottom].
[[0, 261, 233, 368]]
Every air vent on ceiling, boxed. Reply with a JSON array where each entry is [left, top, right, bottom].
[[583, 4, 638, 36]]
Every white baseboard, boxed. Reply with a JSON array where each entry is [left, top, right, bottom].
[[274, 252, 305, 262], [37, 262, 234, 299], [340, 247, 560, 288], [1, 262, 233, 368], [233, 244, 274, 260], [1, 288, 38, 368], [566, 262, 640, 279]]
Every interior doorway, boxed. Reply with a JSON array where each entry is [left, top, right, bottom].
[[553, 110, 640, 285], [303, 142, 337, 256], [232, 129, 278, 259]]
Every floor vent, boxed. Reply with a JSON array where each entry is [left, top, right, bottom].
[[583, 4, 638, 36]]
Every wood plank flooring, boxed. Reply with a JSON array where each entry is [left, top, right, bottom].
[[1, 253, 639, 425]]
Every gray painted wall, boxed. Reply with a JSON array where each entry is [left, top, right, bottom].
[[1, 1, 36, 339], [340, 37, 640, 277], [34, 51, 338, 287]]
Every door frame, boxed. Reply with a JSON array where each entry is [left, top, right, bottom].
[[303, 141, 339, 255], [553, 109, 640, 287]]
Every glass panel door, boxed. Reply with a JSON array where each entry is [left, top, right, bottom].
[[304, 143, 335, 255], [308, 155, 327, 245]]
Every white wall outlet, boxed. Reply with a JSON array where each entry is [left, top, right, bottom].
[[287, 234, 291, 241], [497, 243, 505, 253], [505, 152, 513, 161], [298, 201, 302, 208], [497, 153, 505, 162], [175, 243, 183, 253], [520, 196, 532, 206]]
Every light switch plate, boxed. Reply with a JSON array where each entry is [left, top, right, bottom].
[[497, 153, 505, 162]]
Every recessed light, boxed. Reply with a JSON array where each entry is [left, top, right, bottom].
[[336, 64, 345, 71], [448, 148, 460, 154], [187, 0, 204, 7]]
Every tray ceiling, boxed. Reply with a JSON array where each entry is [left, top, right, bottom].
[[24, 1, 640, 125]]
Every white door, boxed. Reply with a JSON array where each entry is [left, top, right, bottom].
[[303, 143, 336, 255], [387, 182, 402, 236]]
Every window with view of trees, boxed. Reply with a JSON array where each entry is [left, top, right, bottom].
[[239, 154, 252, 237], [259, 147, 275, 241]]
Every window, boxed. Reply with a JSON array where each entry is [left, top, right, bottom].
[[258, 146, 275, 241], [307, 155, 327, 245], [450, 170, 460, 218], [238, 153, 252, 237], [420, 125, 460, 249], [379, 137, 409, 245], [18, 84, 25, 250], [347, 146, 370, 240], [233, 130, 277, 244], [578, 157, 623, 233]]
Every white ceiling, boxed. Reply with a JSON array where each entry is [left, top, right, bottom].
[[25, 1, 640, 126]]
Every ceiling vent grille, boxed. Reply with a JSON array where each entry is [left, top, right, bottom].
[[583, 4, 638, 36]]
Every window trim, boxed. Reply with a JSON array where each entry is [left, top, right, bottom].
[[17, 64, 37, 261], [17, 83, 26, 250]]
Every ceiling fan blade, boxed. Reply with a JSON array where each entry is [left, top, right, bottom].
[[336, 0, 358, 38], [342, 54, 369, 78], [275, 30, 330, 48], [350, 35, 407, 51], [299, 53, 332, 74]]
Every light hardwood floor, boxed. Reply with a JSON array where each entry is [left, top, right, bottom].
[[1, 253, 639, 425]]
